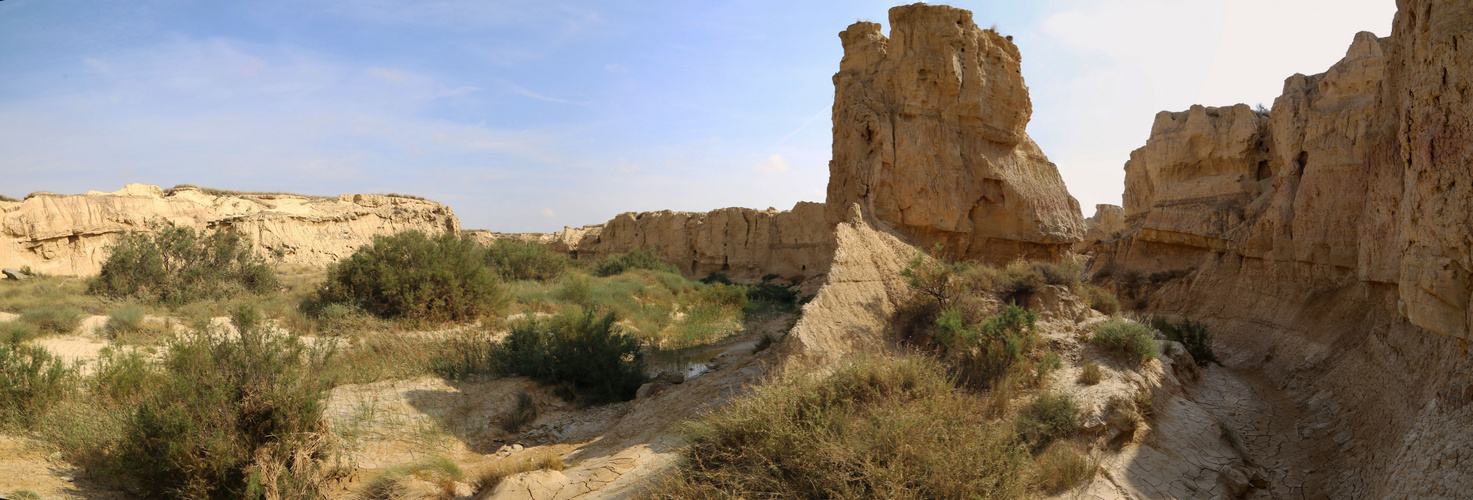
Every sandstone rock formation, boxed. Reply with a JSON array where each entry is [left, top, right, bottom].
[[1087, 1, 1473, 496], [1078, 204, 1126, 250], [480, 202, 833, 281], [0, 184, 460, 275], [827, 4, 1084, 263]]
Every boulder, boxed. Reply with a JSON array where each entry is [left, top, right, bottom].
[[1, 268, 28, 280]]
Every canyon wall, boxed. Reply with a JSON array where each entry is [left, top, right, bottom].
[[827, 4, 1084, 264], [0, 184, 460, 276], [1089, 1, 1473, 496]]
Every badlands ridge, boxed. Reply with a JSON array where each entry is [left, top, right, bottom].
[[2, 1, 1469, 498]]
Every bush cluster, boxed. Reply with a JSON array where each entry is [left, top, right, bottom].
[[1080, 283, 1120, 315], [593, 248, 677, 277], [1090, 319, 1159, 365], [1015, 391, 1080, 451], [483, 239, 570, 282], [935, 303, 1041, 389], [108, 306, 336, 499], [88, 225, 277, 305], [496, 309, 647, 404], [19, 306, 85, 335], [1151, 316, 1218, 365], [652, 356, 1028, 499], [316, 230, 505, 322]]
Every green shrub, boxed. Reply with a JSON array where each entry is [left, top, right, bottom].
[[900, 246, 967, 308], [1090, 319, 1158, 365], [952, 304, 1040, 389], [89, 348, 159, 404], [484, 240, 570, 282], [652, 356, 1028, 499], [699, 272, 732, 285], [0, 343, 73, 430], [106, 305, 146, 335], [743, 275, 799, 311], [1151, 316, 1218, 365], [0, 321, 38, 345], [20, 306, 85, 335], [1080, 284, 1120, 315], [88, 225, 277, 305], [108, 306, 336, 499], [1015, 391, 1079, 451], [497, 309, 647, 404], [316, 230, 505, 322], [593, 248, 675, 277]]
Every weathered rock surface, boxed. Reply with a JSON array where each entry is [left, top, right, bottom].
[[479, 202, 833, 281], [0, 184, 459, 275], [1088, 1, 1473, 496], [1078, 204, 1126, 250], [827, 4, 1084, 263]]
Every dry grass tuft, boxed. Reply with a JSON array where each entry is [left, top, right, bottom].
[[1079, 362, 1103, 385], [473, 450, 564, 492], [1033, 441, 1098, 493]]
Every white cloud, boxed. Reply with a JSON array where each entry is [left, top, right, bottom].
[[538, 208, 556, 218], [753, 154, 791, 174]]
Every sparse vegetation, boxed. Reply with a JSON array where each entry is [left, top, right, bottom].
[[316, 230, 505, 322], [1016, 391, 1080, 451], [1079, 361, 1103, 385], [593, 248, 677, 277], [901, 245, 967, 308], [473, 450, 564, 491], [1033, 441, 1097, 493], [363, 455, 465, 500], [88, 225, 278, 305], [1081, 283, 1120, 315], [503, 391, 537, 433], [1091, 319, 1159, 365], [19, 306, 85, 335], [653, 356, 1028, 499], [0, 321, 39, 345], [1152, 316, 1218, 365]]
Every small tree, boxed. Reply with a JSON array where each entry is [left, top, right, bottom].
[[900, 245, 967, 308]]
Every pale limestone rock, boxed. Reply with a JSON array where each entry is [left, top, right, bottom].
[[826, 4, 1084, 263], [0, 185, 459, 275]]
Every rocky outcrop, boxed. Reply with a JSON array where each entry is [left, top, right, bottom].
[[0, 184, 459, 275], [827, 4, 1084, 264], [1078, 204, 1126, 249], [1088, 1, 1473, 496], [505, 202, 832, 281]]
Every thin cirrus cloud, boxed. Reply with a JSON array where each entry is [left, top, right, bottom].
[[753, 154, 791, 175]]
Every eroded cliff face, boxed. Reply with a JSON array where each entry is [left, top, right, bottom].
[[827, 4, 1084, 264], [1089, 1, 1473, 496], [0, 184, 460, 275], [492, 202, 833, 282]]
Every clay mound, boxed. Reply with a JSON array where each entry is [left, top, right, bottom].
[[0, 183, 460, 275]]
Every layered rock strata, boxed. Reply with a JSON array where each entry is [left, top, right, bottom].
[[0, 184, 459, 275], [1089, 1, 1473, 496], [827, 3, 1084, 263], [491, 202, 833, 282]]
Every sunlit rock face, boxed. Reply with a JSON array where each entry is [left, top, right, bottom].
[[0, 184, 460, 275], [826, 3, 1084, 264]]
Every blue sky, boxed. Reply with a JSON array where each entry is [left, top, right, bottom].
[[0, 0, 1394, 231]]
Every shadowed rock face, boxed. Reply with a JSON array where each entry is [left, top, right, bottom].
[[0, 183, 460, 275], [827, 3, 1084, 264], [1089, 1, 1473, 496]]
